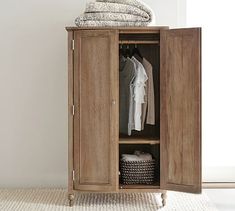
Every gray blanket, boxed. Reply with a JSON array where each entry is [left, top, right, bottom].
[[75, 0, 154, 27]]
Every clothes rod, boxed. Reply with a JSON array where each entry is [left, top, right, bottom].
[[119, 40, 159, 44]]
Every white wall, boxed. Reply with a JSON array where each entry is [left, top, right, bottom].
[[0, 0, 185, 187], [187, 0, 235, 182]]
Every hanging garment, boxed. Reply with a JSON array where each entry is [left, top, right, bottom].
[[131, 56, 148, 132], [141, 58, 155, 129], [119, 56, 136, 135], [128, 80, 135, 135]]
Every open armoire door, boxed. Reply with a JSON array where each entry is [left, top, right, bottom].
[[160, 28, 201, 193], [73, 30, 119, 191]]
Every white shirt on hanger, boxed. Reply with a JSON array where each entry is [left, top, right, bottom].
[[131, 56, 148, 131]]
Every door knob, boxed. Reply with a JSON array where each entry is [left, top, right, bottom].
[[112, 100, 116, 105]]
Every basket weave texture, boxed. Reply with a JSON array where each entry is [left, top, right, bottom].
[[120, 159, 156, 185]]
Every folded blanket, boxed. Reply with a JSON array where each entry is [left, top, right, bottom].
[[121, 154, 140, 161], [97, 0, 153, 22], [121, 152, 153, 161], [75, 0, 154, 27], [79, 13, 148, 22], [75, 20, 149, 27]]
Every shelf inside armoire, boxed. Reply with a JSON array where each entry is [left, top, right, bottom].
[[119, 134, 160, 145], [119, 182, 160, 190], [119, 40, 159, 44], [119, 138, 160, 145]]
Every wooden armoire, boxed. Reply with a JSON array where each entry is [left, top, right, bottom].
[[66, 26, 201, 207]]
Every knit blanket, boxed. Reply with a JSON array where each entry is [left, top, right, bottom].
[[75, 0, 154, 27]]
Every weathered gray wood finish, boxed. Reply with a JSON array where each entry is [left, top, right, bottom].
[[160, 28, 201, 193], [66, 26, 201, 206], [73, 30, 119, 192]]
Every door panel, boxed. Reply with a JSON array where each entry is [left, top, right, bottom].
[[73, 30, 119, 191], [160, 28, 201, 193]]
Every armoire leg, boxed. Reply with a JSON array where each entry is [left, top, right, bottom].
[[161, 191, 167, 207], [68, 193, 75, 207]]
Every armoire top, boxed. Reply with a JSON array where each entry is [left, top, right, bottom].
[[65, 26, 169, 32]]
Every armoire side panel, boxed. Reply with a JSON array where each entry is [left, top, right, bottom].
[[73, 30, 119, 191], [68, 31, 74, 196], [160, 28, 201, 193]]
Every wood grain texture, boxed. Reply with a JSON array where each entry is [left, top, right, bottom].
[[118, 189, 163, 193], [119, 41, 159, 44], [119, 183, 160, 189], [73, 30, 119, 191], [67, 27, 201, 200], [67, 31, 74, 196], [160, 28, 201, 193], [66, 188, 164, 193], [119, 138, 160, 145]]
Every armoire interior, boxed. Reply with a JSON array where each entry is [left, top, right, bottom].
[[118, 32, 161, 189]]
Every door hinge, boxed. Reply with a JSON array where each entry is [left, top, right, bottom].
[[71, 39, 74, 50], [72, 105, 75, 116], [72, 170, 75, 181]]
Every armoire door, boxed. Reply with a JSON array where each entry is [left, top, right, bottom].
[[160, 28, 201, 193], [73, 30, 119, 191]]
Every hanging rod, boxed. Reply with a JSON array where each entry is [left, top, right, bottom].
[[119, 40, 159, 44]]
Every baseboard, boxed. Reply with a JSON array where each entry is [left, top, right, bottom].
[[203, 182, 235, 189]]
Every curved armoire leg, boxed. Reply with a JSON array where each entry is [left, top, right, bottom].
[[68, 193, 75, 207], [161, 191, 167, 207]]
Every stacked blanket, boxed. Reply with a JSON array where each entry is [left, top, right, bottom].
[[75, 0, 155, 27], [121, 150, 153, 161]]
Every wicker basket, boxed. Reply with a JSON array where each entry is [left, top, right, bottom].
[[120, 159, 156, 185]]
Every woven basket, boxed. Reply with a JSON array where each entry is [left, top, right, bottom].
[[120, 159, 156, 185]]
